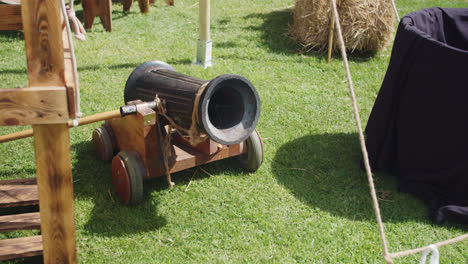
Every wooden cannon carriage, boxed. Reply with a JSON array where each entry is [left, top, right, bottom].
[[92, 61, 264, 205]]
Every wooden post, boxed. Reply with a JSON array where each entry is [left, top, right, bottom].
[[21, 0, 77, 262], [327, 5, 335, 63], [196, 0, 212, 68], [199, 0, 210, 42], [32, 124, 76, 263]]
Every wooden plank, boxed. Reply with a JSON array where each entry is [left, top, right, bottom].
[[145, 140, 246, 178], [173, 134, 220, 155], [0, 235, 43, 261], [0, 184, 38, 208], [33, 124, 76, 264], [108, 114, 147, 159], [0, 212, 40, 232], [0, 87, 69, 126], [0, 178, 36, 185], [169, 142, 246, 174], [0, 5, 22, 31]]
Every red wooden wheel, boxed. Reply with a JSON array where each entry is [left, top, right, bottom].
[[92, 126, 114, 162], [112, 151, 145, 205]]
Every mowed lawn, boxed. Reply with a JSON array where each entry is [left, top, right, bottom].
[[0, 0, 467, 263]]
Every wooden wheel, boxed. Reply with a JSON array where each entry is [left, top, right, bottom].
[[112, 151, 145, 205], [237, 129, 264, 172], [92, 126, 114, 162]]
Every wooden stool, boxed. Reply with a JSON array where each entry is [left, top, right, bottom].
[[123, 0, 173, 14], [82, 0, 112, 32]]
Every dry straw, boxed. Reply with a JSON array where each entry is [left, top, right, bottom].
[[290, 0, 394, 53]]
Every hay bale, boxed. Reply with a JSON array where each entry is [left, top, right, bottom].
[[290, 0, 394, 53]]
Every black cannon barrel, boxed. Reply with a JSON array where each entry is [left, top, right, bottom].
[[124, 61, 260, 145]]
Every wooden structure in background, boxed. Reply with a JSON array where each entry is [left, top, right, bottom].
[[0, 0, 77, 262], [82, 0, 112, 32], [0, 0, 112, 32], [0, 4, 22, 30], [123, 0, 173, 13]]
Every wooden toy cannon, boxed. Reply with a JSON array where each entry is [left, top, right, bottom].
[[92, 61, 263, 205]]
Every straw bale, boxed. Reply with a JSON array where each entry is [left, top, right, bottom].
[[290, 0, 394, 53]]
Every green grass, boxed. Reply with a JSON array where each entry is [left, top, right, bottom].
[[1, 0, 467, 263]]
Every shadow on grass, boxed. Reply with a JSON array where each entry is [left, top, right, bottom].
[[71, 141, 167, 237], [0, 68, 27, 75], [243, 9, 300, 56], [166, 58, 193, 66], [242, 9, 378, 62], [70, 139, 247, 237], [0, 168, 35, 177], [0, 30, 23, 40], [271, 133, 466, 228], [77, 62, 140, 72]]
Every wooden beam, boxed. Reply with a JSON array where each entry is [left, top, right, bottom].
[[0, 5, 22, 31], [33, 124, 76, 263], [0, 87, 69, 126], [21, 0, 77, 262]]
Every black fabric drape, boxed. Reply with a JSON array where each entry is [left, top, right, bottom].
[[365, 7, 468, 224]]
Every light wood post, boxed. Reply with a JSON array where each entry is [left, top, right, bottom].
[[327, 4, 335, 63], [32, 124, 76, 263], [196, 0, 212, 68], [199, 0, 210, 42], [21, 0, 77, 262]]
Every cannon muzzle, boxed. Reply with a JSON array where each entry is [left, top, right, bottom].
[[124, 61, 260, 145]]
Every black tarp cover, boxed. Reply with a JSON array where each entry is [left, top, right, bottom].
[[365, 8, 468, 224]]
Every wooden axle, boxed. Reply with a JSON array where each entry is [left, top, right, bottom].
[[0, 110, 121, 143]]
